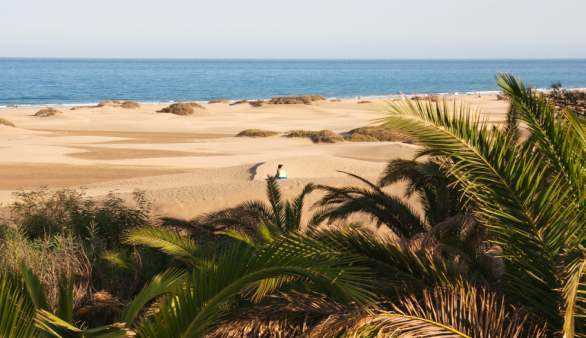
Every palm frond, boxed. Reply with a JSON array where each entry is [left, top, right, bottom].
[[20, 262, 49, 310], [265, 177, 285, 229], [56, 274, 74, 323], [35, 309, 132, 337], [122, 267, 187, 326], [312, 172, 425, 237], [384, 96, 566, 324], [348, 283, 547, 338], [123, 226, 201, 267], [562, 247, 586, 338], [0, 272, 39, 338], [136, 238, 373, 337]]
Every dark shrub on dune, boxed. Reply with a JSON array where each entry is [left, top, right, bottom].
[[546, 87, 586, 117], [236, 129, 279, 137], [97, 100, 116, 107], [0, 117, 16, 127], [269, 95, 325, 105], [230, 100, 248, 106], [285, 129, 343, 143], [344, 126, 414, 143], [120, 100, 140, 109], [411, 95, 439, 102], [310, 130, 343, 143], [158, 102, 205, 115], [34, 107, 62, 117], [357, 100, 372, 104], [249, 100, 264, 107], [208, 99, 230, 104]]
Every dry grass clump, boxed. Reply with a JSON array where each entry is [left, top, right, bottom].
[[157, 102, 205, 115], [230, 100, 248, 106], [249, 100, 264, 107], [546, 88, 586, 117], [0, 117, 16, 127], [344, 126, 414, 143], [95, 100, 140, 109], [269, 95, 325, 105], [236, 129, 279, 137], [330, 98, 342, 102], [120, 100, 140, 109], [34, 107, 62, 117], [285, 129, 343, 143], [208, 99, 230, 104], [0, 229, 91, 308], [310, 130, 343, 143], [411, 95, 439, 102], [97, 100, 119, 107]]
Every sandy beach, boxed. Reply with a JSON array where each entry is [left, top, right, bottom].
[[0, 95, 508, 218]]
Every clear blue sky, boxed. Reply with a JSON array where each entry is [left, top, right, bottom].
[[1, 0, 585, 59]]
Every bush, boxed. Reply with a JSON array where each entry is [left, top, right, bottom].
[[208, 99, 230, 104], [285, 129, 343, 143], [236, 129, 279, 137], [344, 126, 414, 143], [157, 102, 204, 115], [0, 228, 91, 308], [269, 95, 325, 105], [4, 189, 165, 312], [0, 117, 15, 127], [34, 107, 62, 117], [120, 101, 140, 109], [546, 89, 586, 117], [249, 100, 264, 107], [9, 189, 151, 244], [230, 100, 248, 106], [310, 130, 343, 143]]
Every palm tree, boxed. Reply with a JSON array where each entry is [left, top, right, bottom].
[[378, 73, 585, 336], [310, 161, 489, 276], [163, 176, 316, 245], [120, 226, 373, 337]]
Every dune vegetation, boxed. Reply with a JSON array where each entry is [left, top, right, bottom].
[[157, 102, 205, 115], [269, 95, 325, 105], [34, 107, 62, 117], [236, 129, 279, 137], [0, 74, 584, 337], [0, 117, 15, 127], [285, 129, 344, 143]]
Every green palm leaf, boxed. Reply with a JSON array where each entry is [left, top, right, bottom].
[[135, 238, 373, 337], [0, 272, 39, 338], [122, 267, 186, 326], [123, 226, 201, 267]]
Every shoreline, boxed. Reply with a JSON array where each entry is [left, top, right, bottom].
[[2, 87, 585, 109]]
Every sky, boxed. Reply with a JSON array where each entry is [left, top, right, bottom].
[[1, 0, 585, 59]]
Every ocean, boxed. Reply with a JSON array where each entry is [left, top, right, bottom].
[[0, 58, 585, 106]]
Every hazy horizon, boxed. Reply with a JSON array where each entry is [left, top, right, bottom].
[[2, 0, 585, 59]]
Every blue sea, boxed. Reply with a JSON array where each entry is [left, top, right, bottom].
[[0, 58, 585, 106]]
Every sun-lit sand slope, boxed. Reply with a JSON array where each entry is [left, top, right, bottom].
[[0, 95, 508, 218]]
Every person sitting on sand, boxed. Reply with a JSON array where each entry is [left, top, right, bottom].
[[276, 164, 288, 180]]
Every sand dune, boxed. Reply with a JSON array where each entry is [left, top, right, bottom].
[[0, 95, 508, 218]]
